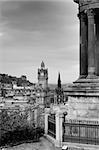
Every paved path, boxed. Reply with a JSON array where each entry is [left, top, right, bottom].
[[1, 137, 61, 150]]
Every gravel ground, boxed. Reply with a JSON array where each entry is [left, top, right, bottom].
[[0, 137, 61, 150]]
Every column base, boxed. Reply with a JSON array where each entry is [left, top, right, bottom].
[[74, 75, 99, 84], [86, 74, 99, 79], [55, 140, 62, 147], [88, 67, 95, 77], [74, 75, 87, 83], [79, 75, 87, 79]]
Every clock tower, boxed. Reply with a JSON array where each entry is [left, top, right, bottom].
[[38, 61, 48, 89]]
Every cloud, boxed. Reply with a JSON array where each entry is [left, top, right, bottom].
[[0, 0, 73, 1], [0, 33, 3, 37], [0, 0, 79, 83], [1, 1, 75, 30]]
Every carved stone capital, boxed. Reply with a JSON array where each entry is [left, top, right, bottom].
[[78, 12, 86, 22], [86, 9, 95, 17]]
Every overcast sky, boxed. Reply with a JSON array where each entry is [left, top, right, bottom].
[[0, 0, 79, 84]]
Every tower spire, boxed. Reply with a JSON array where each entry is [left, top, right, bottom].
[[38, 61, 48, 89], [58, 72, 61, 89]]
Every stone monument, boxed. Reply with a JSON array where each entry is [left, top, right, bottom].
[[63, 0, 99, 147], [65, 0, 99, 121]]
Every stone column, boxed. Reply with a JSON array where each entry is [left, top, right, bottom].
[[96, 20, 99, 75], [79, 12, 88, 78], [55, 112, 63, 147], [87, 9, 95, 78]]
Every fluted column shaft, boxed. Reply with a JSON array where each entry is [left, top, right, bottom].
[[87, 9, 95, 77], [79, 12, 88, 78], [96, 19, 99, 75]]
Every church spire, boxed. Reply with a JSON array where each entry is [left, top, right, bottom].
[[58, 72, 61, 89], [54, 72, 64, 104]]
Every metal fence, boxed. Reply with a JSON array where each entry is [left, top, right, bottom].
[[48, 114, 56, 138], [63, 119, 99, 145]]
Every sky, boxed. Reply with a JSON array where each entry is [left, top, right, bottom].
[[0, 0, 79, 84]]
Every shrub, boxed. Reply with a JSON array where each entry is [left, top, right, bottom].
[[0, 108, 44, 146]]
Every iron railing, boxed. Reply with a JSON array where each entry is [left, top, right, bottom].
[[48, 114, 56, 138], [63, 119, 99, 145]]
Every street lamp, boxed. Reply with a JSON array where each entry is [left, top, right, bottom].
[[63, 112, 67, 122]]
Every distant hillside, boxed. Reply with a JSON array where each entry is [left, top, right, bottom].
[[0, 74, 33, 86], [62, 83, 73, 88], [48, 84, 57, 90]]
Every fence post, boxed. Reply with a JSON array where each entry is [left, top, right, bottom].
[[55, 112, 64, 147], [45, 108, 50, 135]]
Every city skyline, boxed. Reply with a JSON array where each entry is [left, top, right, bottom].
[[0, 0, 79, 84]]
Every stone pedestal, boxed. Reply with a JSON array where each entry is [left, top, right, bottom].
[[55, 112, 63, 147], [65, 81, 99, 121], [67, 96, 99, 120], [44, 105, 67, 148], [64, 82, 99, 149], [45, 108, 50, 135]]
